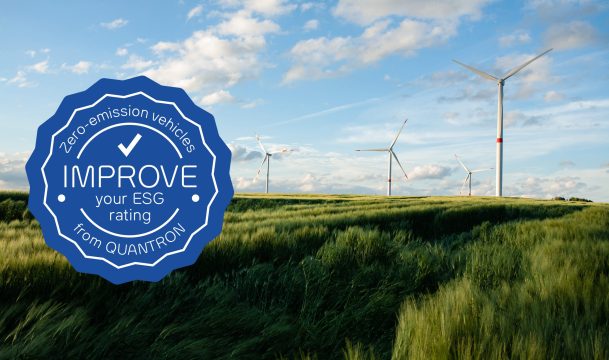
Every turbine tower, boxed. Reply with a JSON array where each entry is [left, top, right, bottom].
[[454, 154, 493, 196], [453, 48, 552, 197], [254, 135, 289, 194], [356, 119, 409, 196]]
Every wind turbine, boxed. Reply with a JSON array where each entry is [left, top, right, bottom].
[[253, 135, 289, 194], [453, 48, 552, 197], [356, 119, 409, 196], [454, 154, 493, 196]]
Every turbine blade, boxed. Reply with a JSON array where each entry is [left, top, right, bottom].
[[355, 148, 388, 152], [389, 118, 408, 149], [471, 168, 494, 173], [454, 154, 470, 173], [453, 59, 498, 81], [255, 134, 267, 154], [502, 48, 553, 80], [391, 150, 408, 179], [253, 155, 268, 181], [270, 148, 291, 155], [459, 174, 470, 195]]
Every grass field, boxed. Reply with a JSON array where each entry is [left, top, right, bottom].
[[0, 193, 608, 359]]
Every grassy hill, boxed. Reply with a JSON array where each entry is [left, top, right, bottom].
[[0, 194, 608, 359]]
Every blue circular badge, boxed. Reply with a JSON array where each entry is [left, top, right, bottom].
[[26, 76, 234, 284]]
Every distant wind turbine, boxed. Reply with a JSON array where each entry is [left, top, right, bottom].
[[453, 48, 552, 197], [356, 119, 409, 196], [454, 154, 493, 196], [253, 135, 289, 194]]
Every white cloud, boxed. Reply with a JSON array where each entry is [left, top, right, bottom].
[[121, 55, 154, 71], [544, 20, 598, 50], [0, 152, 29, 190], [219, 0, 296, 16], [303, 19, 319, 31], [30, 59, 49, 74], [63, 60, 92, 74], [216, 10, 280, 37], [25, 48, 51, 58], [199, 90, 236, 106], [499, 30, 531, 47], [525, 0, 604, 21], [116, 47, 128, 56], [284, 18, 457, 82], [228, 143, 263, 162], [100, 18, 128, 30], [333, 0, 490, 25], [122, 9, 280, 95], [187, 4, 204, 20], [7, 71, 35, 88], [300, 2, 324, 12], [143, 28, 267, 93], [409, 164, 453, 180], [544, 90, 565, 102], [151, 41, 181, 54], [511, 175, 588, 199], [280, 0, 491, 82], [299, 173, 317, 192]]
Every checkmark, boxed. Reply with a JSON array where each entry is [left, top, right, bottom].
[[118, 134, 142, 157]]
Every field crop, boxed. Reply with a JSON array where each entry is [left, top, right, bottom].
[[0, 193, 607, 359]]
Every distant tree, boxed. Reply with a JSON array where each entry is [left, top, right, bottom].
[[0, 199, 27, 222], [568, 197, 593, 203]]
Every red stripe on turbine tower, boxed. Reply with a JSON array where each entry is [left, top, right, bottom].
[[497, 138, 503, 143]]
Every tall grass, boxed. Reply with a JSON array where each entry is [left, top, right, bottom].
[[0, 193, 606, 359], [392, 207, 609, 360]]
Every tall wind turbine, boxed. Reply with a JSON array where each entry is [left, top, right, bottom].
[[455, 154, 493, 196], [453, 48, 552, 197], [253, 135, 289, 194], [356, 119, 409, 196]]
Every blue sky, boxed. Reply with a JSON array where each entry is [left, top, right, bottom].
[[1, 0, 608, 201]]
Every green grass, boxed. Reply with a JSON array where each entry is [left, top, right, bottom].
[[0, 193, 607, 359]]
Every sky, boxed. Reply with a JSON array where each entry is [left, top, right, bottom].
[[1, 0, 608, 201]]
